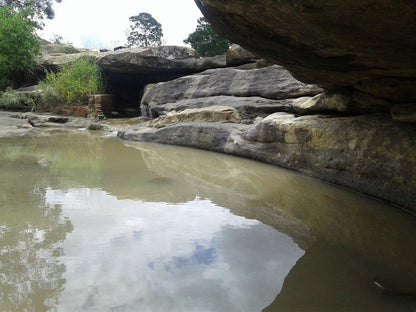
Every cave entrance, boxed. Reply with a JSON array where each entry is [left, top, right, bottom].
[[100, 70, 191, 119], [101, 72, 144, 118]]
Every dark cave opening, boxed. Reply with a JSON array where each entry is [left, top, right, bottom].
[[101, 70, 194, 118]]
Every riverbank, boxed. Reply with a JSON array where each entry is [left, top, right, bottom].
[[0, 110, 144, 137], [2, 109, 415, 215], [118, 111, 416, 215]]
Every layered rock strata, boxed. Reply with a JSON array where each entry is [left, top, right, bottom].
[[119, 64, 416, 214], [194, 0, 416, 115]]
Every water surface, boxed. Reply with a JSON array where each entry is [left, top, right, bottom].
[[0, 131, 415, 311]]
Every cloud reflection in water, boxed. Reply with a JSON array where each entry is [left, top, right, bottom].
[[46, 188, 304, 312]]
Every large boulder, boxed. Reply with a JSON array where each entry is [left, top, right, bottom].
[[195, 0, 416, 106], [96, 46, 226, 74], [38, 46, 227, 75], [142, 65, 323, 118]]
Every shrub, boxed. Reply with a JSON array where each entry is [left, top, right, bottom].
[[39, 57, 104, 108], [0, 88, 40, 111]]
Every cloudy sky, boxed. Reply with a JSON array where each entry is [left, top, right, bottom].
[[39, 0, 203, 49]]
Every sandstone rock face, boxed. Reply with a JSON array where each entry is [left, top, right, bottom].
[[118, 113, 416, 214], [116, 58, 416, 213], [195, 0, 416, 107], [145, 95, 297, 121], [142, 65, 323, 118], [96, 46, 226, 74], [38, 51, 102, 71], [226, 44, 258, 66], [148, 106, 241, 128]]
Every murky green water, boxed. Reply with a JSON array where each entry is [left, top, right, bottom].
[[0, 131, 415, 312]]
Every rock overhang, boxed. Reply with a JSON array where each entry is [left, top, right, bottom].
[[194, 0, 416, 107]]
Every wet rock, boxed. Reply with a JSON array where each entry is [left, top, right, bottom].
[[36, 158, 51, 167], [24, 113, 89, 129], [0, 112, 34, 137]]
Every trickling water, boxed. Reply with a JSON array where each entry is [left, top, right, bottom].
[[0, 131, 415, 312]]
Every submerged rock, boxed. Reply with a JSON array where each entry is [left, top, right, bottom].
[[36, 158, 51, 167]]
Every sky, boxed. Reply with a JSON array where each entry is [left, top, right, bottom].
[[39, 0, 203, 49]]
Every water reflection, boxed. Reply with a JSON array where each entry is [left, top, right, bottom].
[[0, 145, 73, 311], [45, 189, 303, 311], [0, 132, 415, 311]]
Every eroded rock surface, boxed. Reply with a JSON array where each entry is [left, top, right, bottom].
[[142, 65, 323, 119], [96, 46, 226, 74], [195, 0, 416, 108], [118, 113, 416, 214], [117, 59, 416, 214]]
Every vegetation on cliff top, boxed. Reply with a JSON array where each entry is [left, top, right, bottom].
[[184, 17, 230, 57]]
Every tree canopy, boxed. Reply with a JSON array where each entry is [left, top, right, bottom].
[[127, 12, 163, 48], [0, 0, 62, 19], [184, 17, 230, 57], [0, 5, 40, 89]]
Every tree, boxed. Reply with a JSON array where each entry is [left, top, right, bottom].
[[127, 12, 163, 48], [184, 17, 230, 57], [0, 5, 40, 89], [0, 0, 62, 19]]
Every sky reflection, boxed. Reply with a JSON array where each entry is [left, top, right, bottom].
[[45, 188, 304, 312]]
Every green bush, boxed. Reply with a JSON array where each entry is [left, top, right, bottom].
[[0, 88, 40, 111], [39, 57, 104, 108], [0, 6, 40, 90]]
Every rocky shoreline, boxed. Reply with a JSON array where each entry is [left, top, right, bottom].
[[3, 106, 414, 214], [118, 112, 416, 214], [4, 41, 415, 215], [116, 61, 416, 215]]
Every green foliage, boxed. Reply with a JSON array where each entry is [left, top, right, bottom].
[[39, 57, 104, 109], [127, 12, 163, 47], [184, 17, 230, 57], [0, 88, 40, 111], [0, 0, 62, 19], [0, 5, 40, 90]]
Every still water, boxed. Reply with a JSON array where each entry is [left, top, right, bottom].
[[0, 131, 415, 312]]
